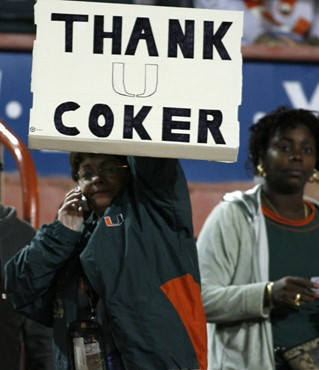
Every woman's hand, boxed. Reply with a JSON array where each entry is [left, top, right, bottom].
[[272, 276, 319, 307], [57, 187, 85, 231]]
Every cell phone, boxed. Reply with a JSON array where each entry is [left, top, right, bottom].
[[76, 186, 89, 212], [79, 194, 89, 212]]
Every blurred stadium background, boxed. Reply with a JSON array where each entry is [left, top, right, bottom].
[[1, 0, 319, 236]]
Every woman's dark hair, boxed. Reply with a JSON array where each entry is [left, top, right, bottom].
[[69, 152, 128, 181], [247, 106, 319, 175]]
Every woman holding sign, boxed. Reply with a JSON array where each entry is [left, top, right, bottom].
[[5, 154, 207, 370], [197, 106, 319, 370]]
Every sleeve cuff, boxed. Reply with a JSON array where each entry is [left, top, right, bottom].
[[43, 219, 81, 246]]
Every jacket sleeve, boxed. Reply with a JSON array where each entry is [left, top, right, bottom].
[[197, 201, 268, 324], [126, 156, 194, 235], [127, 156, 178, 193], [4, 220, 80, 324]]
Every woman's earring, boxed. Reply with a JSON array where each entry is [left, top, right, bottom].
[[256, 163, 266, 177], [308, 168, 319, 183]]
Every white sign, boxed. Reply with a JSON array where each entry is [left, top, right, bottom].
[[29, 0, 243, 161]]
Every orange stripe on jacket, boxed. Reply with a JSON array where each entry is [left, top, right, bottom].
[[160, 274, 208, 370]]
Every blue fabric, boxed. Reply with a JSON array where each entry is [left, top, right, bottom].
[[107, 350, 125, 370]]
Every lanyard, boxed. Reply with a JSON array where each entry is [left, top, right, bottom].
[[79, 272, 99, 321]]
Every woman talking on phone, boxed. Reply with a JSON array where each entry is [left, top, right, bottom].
[[197, 106, 319, 370], [5, 153, 207, 370]]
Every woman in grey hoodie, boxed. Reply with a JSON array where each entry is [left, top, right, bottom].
[[197, 106, 319, 370]]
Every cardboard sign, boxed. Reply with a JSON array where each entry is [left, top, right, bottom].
[[29, 0, 243, 161]]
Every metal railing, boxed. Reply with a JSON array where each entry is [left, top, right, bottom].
[[0, 119, 39, 228]]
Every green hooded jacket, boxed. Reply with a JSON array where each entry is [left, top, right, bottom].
[[5, 157, 207, 370]]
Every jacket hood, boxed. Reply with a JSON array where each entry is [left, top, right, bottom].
[[222, 184, 262, 223], [0, 204, 16, 222], [0, 205, 17, 237]]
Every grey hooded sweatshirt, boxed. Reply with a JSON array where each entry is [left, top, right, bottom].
[[197, 185, 275, 370]]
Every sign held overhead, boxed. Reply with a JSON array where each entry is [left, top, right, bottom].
[[29, 0, 243, 161]]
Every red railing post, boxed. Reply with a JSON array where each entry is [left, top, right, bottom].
[[0, 120, 39, 229]]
